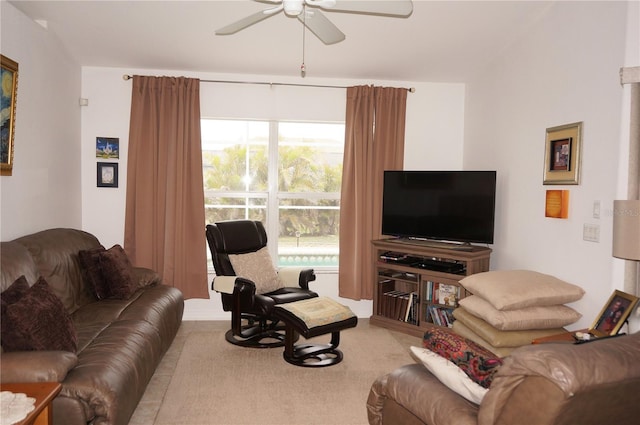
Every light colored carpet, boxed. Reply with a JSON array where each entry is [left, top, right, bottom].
[[129, 320, 419, 425]]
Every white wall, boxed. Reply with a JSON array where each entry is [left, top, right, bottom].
[[0, 2, 82, 240], [464, 1, 635, 330], [80, 67, 465, 318]]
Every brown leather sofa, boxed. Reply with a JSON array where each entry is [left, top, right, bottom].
[[367, 330, 640, 425], [0, 228, 184, 425]]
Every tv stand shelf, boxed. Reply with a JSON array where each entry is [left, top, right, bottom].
[[371, 238, 492, 338]]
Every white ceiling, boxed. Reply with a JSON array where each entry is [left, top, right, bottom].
[[9, 0, 555, 83]]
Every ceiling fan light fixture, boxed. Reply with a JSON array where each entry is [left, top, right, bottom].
[[283, 0, 304, 16]]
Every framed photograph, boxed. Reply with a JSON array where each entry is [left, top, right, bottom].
[[96, 137, 119, 159], [1, 55, 19, 176], [97, 162, 118, 188], [590, 290, 639, 336], [543, 121, 582, 185]]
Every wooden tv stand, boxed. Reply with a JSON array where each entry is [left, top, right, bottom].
[[371, 238, 492, 338]]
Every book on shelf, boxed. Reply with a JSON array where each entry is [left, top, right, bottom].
[[404, 292, 419, 325], [437, 283, 459, 307], [426, 305, 455, 328], [379, 289, 420, 324], [425, 281, 460, 306]]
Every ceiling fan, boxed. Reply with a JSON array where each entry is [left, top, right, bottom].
[[215, 0, 414, 45]]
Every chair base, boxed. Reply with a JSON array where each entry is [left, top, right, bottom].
[[226, 317, 299, 348], [283, 330, 344, 367]]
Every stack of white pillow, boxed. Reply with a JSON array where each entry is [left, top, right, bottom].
[[453, 270, 585, 356]]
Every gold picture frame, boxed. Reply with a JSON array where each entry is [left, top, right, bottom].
[[590, 290, 639, 337], [543, 122, 582, 185], [1, 55, 18, 176]]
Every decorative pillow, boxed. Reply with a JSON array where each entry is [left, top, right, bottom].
[[78, 245, 137, 300], [78, 247, 108, 299], [228, 247, 283, 294], [1, 276, 31, 347], [458, 295, 582, 331], [459, 270, 585, 310], [410, 346, 488, 404], [1, 275, 30, 313], [453, 307, 568, 347], [422, 327, 502, 388], [99, 245, 137, 299], [2, 277, 77, 353], [451, 320, 515, 358]]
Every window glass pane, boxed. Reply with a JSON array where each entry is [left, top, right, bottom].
[[277, 198, 339, 267], [278, 122, 344, 194], [202, 120, 269, 192]]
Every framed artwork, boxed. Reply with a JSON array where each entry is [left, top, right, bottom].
[[96, 137, 119, 159], [543, 121, 582, 185], [97, 162, 118, 188], [1, 55, 19, 176], [590, 290, 639, 336]]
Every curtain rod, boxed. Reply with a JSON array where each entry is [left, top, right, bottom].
[[122, 74, 415, 93]]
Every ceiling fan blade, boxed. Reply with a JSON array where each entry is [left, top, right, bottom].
[[328, 0, 413, 17], [298, 10, 345, 45], [215, 6, 282, 35]]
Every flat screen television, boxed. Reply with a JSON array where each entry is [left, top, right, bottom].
[[381, 170, 497, 245]]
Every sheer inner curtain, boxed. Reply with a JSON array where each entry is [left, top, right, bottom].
[[339, 86, 407, 300], [124, 76, 208, 299]]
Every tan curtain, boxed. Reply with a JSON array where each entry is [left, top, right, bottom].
[[339, 86, 407, 300], [124, 76, 209, 299]]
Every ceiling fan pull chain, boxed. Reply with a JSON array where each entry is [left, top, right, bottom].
[[301, 3, 306, 77]]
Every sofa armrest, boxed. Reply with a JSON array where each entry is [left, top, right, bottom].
[[132, 266, 161, 289], [368, 364, 479, 425], [1, 351, 78, 383]]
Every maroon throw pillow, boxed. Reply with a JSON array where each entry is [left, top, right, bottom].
[[1, 275, 30, 312], [78, 247, 109, 299], [78, 245, 137, 300], [99, 245, 137, 299], [2, 277, 77, 353], [423, 327, 502, 388], [1, 275, 31, 348]]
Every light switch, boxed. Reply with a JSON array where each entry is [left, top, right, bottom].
[[583, 223, 600, 242]]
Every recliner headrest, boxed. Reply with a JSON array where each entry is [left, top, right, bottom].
[[210, 220, 268, 254]]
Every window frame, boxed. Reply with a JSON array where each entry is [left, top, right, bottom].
[[203, 118, 343, 272]]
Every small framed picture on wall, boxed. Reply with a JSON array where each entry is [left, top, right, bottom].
[[543, 121, 582, 185], [97, 162, 118, 188]]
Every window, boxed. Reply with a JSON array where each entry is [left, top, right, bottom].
[[202, 119, 344, 269]]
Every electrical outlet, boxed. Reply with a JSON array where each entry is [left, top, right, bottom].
[[583, 223, 600, 242]]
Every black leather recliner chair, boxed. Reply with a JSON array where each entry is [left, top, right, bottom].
[[205, 220, 318, 348]]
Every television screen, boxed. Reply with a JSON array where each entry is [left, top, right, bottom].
[[381, 171, 497, 245]]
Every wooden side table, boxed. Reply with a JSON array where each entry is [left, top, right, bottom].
[[0, 382, 61, 425]]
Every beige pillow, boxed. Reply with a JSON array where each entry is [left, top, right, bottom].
[[451, 321, 515, 358], [410, 346, 488, 404], [453, 307, 567, 347], [459, 270, 584, 310], [228, 247, 283, 295], [458, 295, 581, 331]]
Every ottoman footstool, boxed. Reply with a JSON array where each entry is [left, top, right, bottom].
[[274, 297, 358, 367]]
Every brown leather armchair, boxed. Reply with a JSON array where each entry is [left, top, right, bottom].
[[205, 220, 317, 348]]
